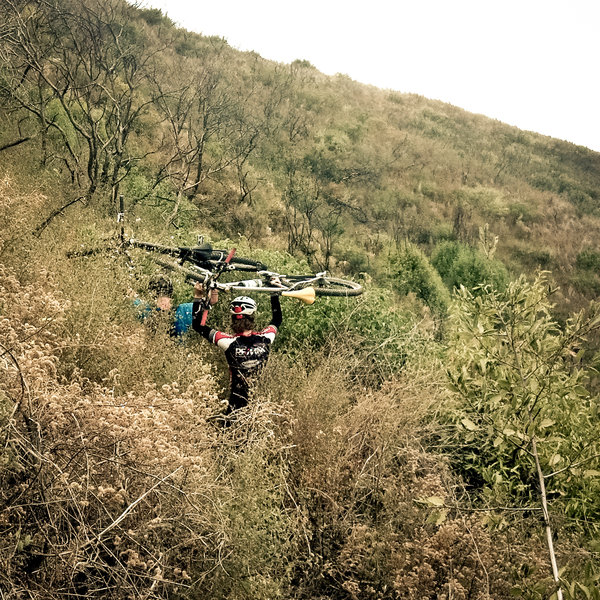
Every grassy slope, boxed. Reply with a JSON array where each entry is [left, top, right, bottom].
[[1, 2, 599, 596]]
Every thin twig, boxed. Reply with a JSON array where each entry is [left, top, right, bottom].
[[74, 466, 183, 551], [544, 452, 600, 479]]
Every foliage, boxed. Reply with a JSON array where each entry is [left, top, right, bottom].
[[445, 273, 600, 593], [265, 352, 546, 600], [386, 242, 451, 318], [0, 176, 45, 264], [576, 248, 600, 271], [0, 265, 218, 595], [431, 240, 509, 294], [1, 260, 562, 599]]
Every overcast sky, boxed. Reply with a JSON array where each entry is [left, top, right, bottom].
[[141, 0, 600, 152]]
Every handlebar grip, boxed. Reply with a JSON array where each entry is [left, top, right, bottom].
[[200, 308, 209, 326]]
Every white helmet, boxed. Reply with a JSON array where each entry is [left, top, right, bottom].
[[230, 296, 257, 318]]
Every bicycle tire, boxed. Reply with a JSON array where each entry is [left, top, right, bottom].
[[285, 275, 363, 297], [129, 239, 267, 271], [206, 254, 268, 272]]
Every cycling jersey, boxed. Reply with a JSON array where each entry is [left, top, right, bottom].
[[132, 298, 174, 335], [173, 302, 193, 337], [192, 295, 282, 411]]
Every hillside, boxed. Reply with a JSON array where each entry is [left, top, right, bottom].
[[1, 0, 600, 598], [2, 0, 600, 306]]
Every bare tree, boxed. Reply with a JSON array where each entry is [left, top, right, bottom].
[[149, 53, 266, 226], [1, 0, 162, 206]]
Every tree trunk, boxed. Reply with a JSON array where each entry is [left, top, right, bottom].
[[532, 436, 563, 600]]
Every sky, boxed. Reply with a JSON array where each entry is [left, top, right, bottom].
[[141, 0, 600, 152]]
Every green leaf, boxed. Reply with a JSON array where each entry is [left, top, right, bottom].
[[576, 582, 591, 600], [427, 496, 445, 507], [461, 417, 479, 431], [574, 385, 590, 397], [549, 454, 562, 466], [426, 509, 448, 525], [539, 418, 555, 429], [583, 470, 600, 478]]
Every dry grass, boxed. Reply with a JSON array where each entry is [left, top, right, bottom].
[[0, 247, 575, 599]]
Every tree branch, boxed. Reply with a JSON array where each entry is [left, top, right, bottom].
[[0, 137, 31, 152], [33, 196, 85, 237]]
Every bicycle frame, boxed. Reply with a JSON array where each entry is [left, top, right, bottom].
[[153, 257, 318, 304]]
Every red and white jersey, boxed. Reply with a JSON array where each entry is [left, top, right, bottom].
[[207, 325, 278, 403]]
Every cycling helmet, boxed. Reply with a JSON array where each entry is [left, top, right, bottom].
[[230, 296, 257, 319]]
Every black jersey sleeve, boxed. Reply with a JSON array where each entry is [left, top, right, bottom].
[[192, 299, 211, 339], [270, 294, 282, 328]]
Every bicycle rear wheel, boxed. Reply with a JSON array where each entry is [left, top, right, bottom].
[[152, 258, 209, 283], [285, 275, 363, 297], [206, 252, 268, 272], [130, 240, 268, 271]]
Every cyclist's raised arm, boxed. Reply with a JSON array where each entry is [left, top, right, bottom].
[[192, 300, 210, 338], [270, 294, 282, 329], [192, 283, 219, 339]]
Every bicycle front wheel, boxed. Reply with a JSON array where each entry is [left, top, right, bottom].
[[285, 275, 363, 297]]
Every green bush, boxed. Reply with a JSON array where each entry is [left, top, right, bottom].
[[576, 248, 600, 271], [445, 273, 600, 531], [432, 240, 509, 294], [388, 242, 450, 317], [507, 201, 537, 225], [570, 271, 600, 296], [511, 246, 555, 269], [196, 246, 430, 381]]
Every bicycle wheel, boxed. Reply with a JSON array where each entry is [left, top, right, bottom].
[[206, 252, 268, 272], [285, 275, 363, 297]]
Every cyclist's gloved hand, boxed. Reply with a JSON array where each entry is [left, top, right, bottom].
[[269, 276, 283, 299], [193, 282, 204, 299], [194, 282, 219, 305]]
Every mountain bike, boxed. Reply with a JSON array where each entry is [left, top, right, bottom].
[[125, 238, 363, 325], [67, 230, 363, 297], [128, 238, 362, 296], [67, 196, 362, 322]]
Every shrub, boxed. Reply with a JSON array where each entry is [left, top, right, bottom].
[[511, 246, 555, 270], [266, 350, 545, 599], [1, 262, 575, 598], [570, 270, 600, 296], [576, 248, 600, 271], [138, 7, 169, 25], [0, 176, 47, 270], [444, 274, 600, 594], [0, 265, 226, 596], [0, 264, 303, 599], [432, 240, 509, 294], [387, 242, 450, 317]]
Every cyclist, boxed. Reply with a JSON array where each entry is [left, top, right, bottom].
[[172, 302, 194, 338], [132, 275, 174, 330], [191, 282, 282, 415], [132, 275, 199, 339]]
